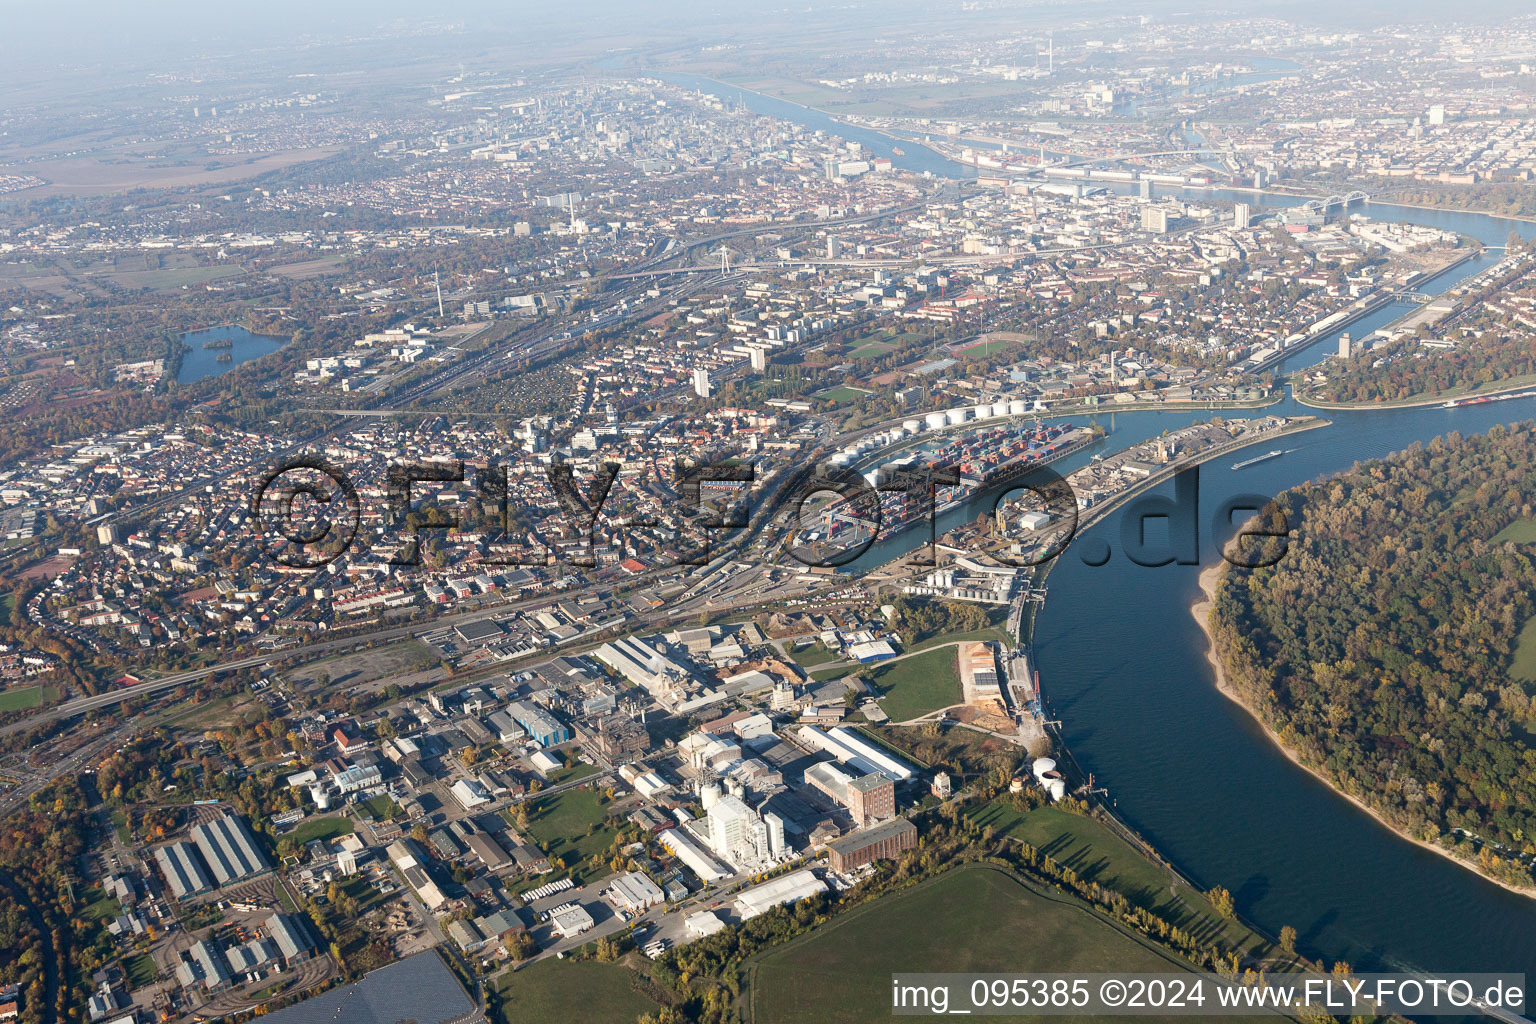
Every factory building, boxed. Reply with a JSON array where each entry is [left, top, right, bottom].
[[508, 700, 571, 747], [702, 791, 784, 869], [191, 814, 270, 887], [485, 709, 522, 745], [659, 828, 730, 883], [551, 903, 595, 939], [608, 871, 665, 912], [226, 937, 280, 974], [797, 726, 915, 781], [334, 764, 383, 794], [154, 841, 213, 899], [266, 913, 318, 965], [804, 762, 895, 826], [826, 817, 918, 871], [450, 778, 491, 810], [176, 939, 234, 994], [387, 839, 449, 911], [734, 868, 827, 920]]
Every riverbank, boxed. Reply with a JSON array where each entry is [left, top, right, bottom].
[[1191, 560, 1536, 902], [1292, 376, 1536, 411]]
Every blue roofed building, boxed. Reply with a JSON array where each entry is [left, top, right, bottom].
[[508, 700, 570, 747]]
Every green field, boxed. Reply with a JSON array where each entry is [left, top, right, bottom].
[[357, 794, 400, 821], [0, 685, 42, 711], [818, 385, 871, 404], [1494, 517, 1536, 545], [907, 604, 1016, 652], [518, 787, 619, 883], [749, 866, 1200, 1024], [1512, 616, 1536, 683], [283, 815, 355, 847], [495, 959, 659, 1023], [955, 338, 1021, 358], [125, 953, 158, 989], [546, 761, 601, 787], [809, 647, 963, 720], [789, 643, 843, 669], [965, 801, 1270, 955], [1490, 520, 1536, 681], [80, 889, 123, 925], [849, 340, 896, 358], [867, 647, 964, 721]]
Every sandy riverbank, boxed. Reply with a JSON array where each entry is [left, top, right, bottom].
[[1191, 560, 1536, 901]]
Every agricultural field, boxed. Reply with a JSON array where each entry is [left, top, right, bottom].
[[494, 959, 660, 1023], [748, 865, 1200, 1024], [964, 801, 1272, 956]]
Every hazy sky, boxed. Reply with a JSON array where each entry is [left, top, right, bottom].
[[4, 0, 1530, 83]]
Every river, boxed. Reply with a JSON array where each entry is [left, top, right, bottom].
[[676, 71, 1536, 978]]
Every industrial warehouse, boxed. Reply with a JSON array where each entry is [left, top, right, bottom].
[[152, 813, 271, 898]]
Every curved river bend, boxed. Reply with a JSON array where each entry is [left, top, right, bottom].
[[669, 70, 1536, 975]]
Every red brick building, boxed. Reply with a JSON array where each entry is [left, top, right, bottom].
[[826, 817, 917, 871]]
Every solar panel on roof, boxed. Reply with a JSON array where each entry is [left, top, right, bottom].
[[251, 951, 476, 1024]]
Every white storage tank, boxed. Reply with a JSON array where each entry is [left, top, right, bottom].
[[977, 403, 996, 419], [925, 412, 949, 430], [1031, 757, 1057, 781], [701, 783, 721, 810], [1008, 400, 1028, 416], [1047, 777, 1068, 802], [903, 419, 923, 433], [951, 407, 972, 424]]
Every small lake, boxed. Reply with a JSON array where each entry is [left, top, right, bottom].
[[177, 325, 286, 384]]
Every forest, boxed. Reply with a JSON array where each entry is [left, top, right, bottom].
[[1210, 425, 1536, 889], [1304, 333, 1536, 404]]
